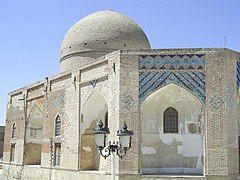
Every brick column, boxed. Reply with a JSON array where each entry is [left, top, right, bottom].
[[205, 50, 239, 177], [118, 53, 141, 175]]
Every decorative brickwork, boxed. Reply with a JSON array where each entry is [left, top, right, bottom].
[[3, 48, 240, 180], [139, 54, 206, 103], [209, 93, 224, 110], [139, 54, 205, 70], [226, 83, 236, 109]]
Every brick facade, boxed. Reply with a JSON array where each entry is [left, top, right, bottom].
[[2, 48, 240, 180]]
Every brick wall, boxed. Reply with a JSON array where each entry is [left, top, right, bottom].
[[2, 48, 240, 179]]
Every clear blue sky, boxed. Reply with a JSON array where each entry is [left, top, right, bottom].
[[0, 0, 239, 125]]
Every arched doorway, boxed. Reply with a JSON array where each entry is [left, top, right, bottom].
[[141, 83, 204, 175], [80, 91, 108, 170]]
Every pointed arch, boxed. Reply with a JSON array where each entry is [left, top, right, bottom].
[[27, 104, 43, 128], [80, 90, 108, 171], [82, 90, 108, 111], [141, 83, 204, 175], [12, 123, 16, 139], [140, 81, 205, 107], [81, 90, 108, 132], [139, 71, 206, 104], [55, 115, 61, 137], [141, 83, 205, 110]]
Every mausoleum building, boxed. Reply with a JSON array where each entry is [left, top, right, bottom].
[[2, 10, 240, 180]]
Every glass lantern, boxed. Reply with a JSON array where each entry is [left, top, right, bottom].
[[93, 120, 110, 149], [117, 123, 134, 149]]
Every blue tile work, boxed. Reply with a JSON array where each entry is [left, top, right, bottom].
[[139, 54, 206, 103], [237, 61, 240, 89], [139, 54, 205, 70], [209, 93, 224, 110]]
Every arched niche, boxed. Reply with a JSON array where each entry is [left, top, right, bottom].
[[25, 104, 44, 165], [141, 83, 204, 175], [80, 91, 108, 171]]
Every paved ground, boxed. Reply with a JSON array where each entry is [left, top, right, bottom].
[[0, 176, 6, 180], [0, 170, 4, 179], [0, 174, 6, 180], [0, 169, 7, 180]]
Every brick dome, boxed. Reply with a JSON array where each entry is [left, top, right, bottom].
[[60, 10, 150, 71]]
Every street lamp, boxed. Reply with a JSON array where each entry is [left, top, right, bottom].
[[93, 120, 110, 150], [93, 120, 134, 180]]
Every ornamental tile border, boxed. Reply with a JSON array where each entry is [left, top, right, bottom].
[[237, 61, 240, 89], [139, 54, 205, 71], [237, 61, 240, 99], [138, 55, 206, 103]]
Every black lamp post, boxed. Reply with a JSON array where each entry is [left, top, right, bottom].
[[93, 120, 134, 180]]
